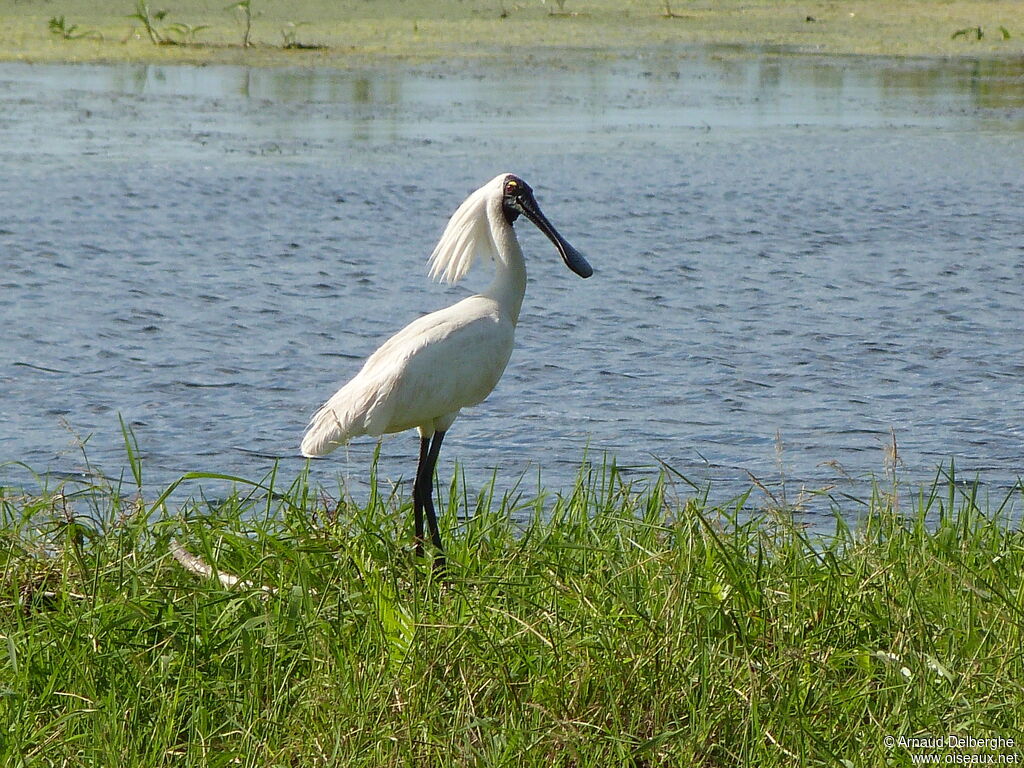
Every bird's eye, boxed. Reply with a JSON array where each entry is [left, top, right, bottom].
[[505, 179, 519, 194]]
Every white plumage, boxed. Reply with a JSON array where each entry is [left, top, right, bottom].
[[300, 173, 592, 562], [427, 179, 502, 285], [300, 295, 514, 456]]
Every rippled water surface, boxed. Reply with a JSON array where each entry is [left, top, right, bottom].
[[2, 52, 1022, 519]]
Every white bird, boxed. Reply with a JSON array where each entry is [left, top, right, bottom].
[[300, 173, 593, 566]]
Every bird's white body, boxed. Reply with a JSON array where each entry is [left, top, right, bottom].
[[300, 294, 516, 455], [301, 174, 528, 458]]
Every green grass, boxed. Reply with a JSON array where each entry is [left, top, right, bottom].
[[2, 458, 1023, 766], [3, 0, 1024, 65]]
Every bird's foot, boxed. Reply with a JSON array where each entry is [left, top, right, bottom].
[[431, 552, 447, 577], [412, 539, 445, 574]]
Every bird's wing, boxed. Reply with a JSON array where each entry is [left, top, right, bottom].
[[380, 300, 515, 433], [301, 297, 514, 457]]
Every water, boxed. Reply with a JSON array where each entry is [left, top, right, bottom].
[[1, 52, 1022, 521]]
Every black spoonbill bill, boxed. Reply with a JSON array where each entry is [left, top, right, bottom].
[[301, 173, 593, 566]]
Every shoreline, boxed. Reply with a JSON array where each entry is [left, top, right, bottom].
[[2, 0, 1023, 69]]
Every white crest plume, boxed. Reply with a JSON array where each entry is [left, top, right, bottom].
[[427, 174, 508, 285]]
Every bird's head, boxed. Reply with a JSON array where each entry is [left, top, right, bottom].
[[429, 173, 594, 285], [499, 174, 593, 279]]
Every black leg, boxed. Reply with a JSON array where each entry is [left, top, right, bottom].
[[413, 436, 430, 558], [412, 430, 446, 570], [423, 431, 446, 557]]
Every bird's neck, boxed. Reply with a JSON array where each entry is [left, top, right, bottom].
[[482, 217, 527, 325]]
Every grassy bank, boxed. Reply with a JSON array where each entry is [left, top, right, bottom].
[[2, 0, 1023, 66], [2, 461, 1023, 766]]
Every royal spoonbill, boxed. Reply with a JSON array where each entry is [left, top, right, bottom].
[[301, 173, 592, 565]]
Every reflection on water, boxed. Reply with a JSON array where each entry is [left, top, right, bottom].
[[1, 51, 1022, 522], [2, 50, 1024, 154]]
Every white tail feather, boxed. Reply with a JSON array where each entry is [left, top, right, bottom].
[[301, 378, 376, 456], [300, 403, 350, 457]]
